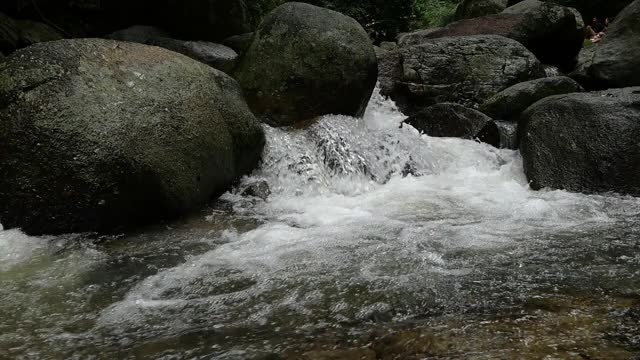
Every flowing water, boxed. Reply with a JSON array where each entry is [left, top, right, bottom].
[[1, 90, 640, 359]]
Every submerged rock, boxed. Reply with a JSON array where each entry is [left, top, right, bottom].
[[379, 35, 544, 115], [569, 0, 640, 89], [519, 87, 640, 195], [234, 2, 377, 127], [405, 103, 501, 147], [240, 181, 271, 201], [0, 39, 265, 235], [455, 0, 509, 20], [480, 76, 584, 120]]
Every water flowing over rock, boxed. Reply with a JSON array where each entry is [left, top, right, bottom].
[[569, 0, 640, 89], [420, 1, 583, 69], [455, 0, 509, 20], [234, 2, 378, 127], [480, 76, 584, 120], [520, 87, 640, 195], [404, 103, 500, 147], [0, 39, 264, 235], [379, 35, 545, 115]]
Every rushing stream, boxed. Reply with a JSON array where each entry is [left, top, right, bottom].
[[1, 90, 640, 359]]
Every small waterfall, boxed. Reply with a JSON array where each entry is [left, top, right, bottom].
[[543, 65, 561, 77]]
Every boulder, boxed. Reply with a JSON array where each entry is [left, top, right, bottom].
[[569, 0, 640, 89], [404, 103, 501, 147], [455, 0, 509, 20], [234, 2, 377, 127], [519, 87, 640, 195], [379, 35, 545, 115], [421, 1, 583, 69], [480, 76, 584, 120], [222, 32, 253, 54], [108, 26, 239, 73], [155, 40, 239, 73], [0, 39, 265, 235]]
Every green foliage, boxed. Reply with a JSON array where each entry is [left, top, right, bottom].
[[412, 0, 459, 29]]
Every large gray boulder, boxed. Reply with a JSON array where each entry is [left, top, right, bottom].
[[569, 0, 640, 89], [519, 87, 640, 195], [405, 103, 501, 147], [234, 2, 377, 127], [480, 76, 584, 120], [0, 39, 265, 235], [455, 0, 509, 20], [379, 35, 545, 115], [419, 1, 583, 69]]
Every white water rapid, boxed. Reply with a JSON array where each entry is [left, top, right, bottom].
[[1, 89, 640, 358]]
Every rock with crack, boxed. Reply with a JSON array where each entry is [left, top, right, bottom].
[[379, 35, 545, 116]]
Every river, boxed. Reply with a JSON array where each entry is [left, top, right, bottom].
[[1, 89, 640, 359]]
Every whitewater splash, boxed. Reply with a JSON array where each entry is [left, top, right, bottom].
[[95, 89, 640, 333], [1, 88, 640, 358]]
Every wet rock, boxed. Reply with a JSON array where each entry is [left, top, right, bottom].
[[405, 103, 501, 147], [240, 181, 271, 200], [455, 0, 509, 20], [108, 26, 239, 73], [519, 87, 640, 195], [301, 348, 376, 360], [480, 76, 584, 120], [569, 0, 640, 89], [421, 1, 583, 69], [235, 2, 377, 127], [0, 39, 265, 235], [379, 35, 544, 115], [222, 32, 253, 54]]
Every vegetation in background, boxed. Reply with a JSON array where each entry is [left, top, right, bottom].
[[412, 0, 459, 29], [248, 0, 461, 42]]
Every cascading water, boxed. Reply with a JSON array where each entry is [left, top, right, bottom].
[[1, 89, 640, 358]]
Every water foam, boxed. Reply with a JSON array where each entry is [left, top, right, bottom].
[[97, 89, 640, 332]]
